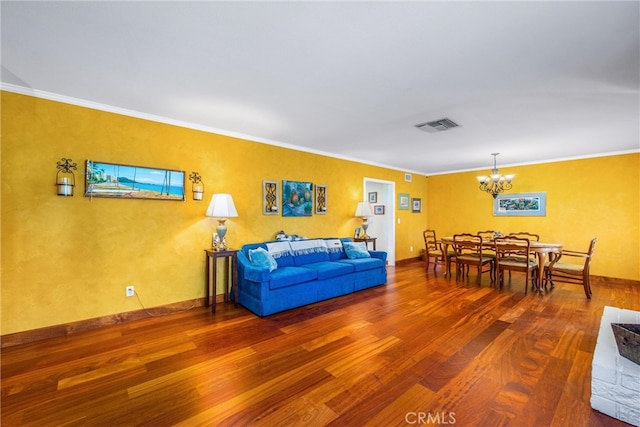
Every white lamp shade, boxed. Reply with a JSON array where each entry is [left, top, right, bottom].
[[355, 201, 374, 218], [206, 193, 238, 218]]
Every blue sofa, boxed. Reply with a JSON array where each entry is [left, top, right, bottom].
[[236, 238, 387, 316]]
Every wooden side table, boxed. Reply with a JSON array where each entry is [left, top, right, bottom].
[[204, 248, 238, 313], [354, 237, 377, 250]]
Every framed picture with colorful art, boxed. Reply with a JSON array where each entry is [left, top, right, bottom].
[[282, 180, 313, 217]]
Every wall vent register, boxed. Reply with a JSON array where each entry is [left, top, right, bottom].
[[415, 118, 459, 132]]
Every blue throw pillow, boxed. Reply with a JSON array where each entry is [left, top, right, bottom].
[[248, 247, 278, 271], [343, 242, 371, 259]]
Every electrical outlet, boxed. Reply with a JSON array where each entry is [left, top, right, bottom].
[[410, 246, 414, 252], [126, 285, 134, 297]]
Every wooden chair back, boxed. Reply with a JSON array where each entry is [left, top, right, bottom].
[[507, 232, 540, 241], [423, 229, 445, 271], [452, 234, 494, 282], [494, 237, 537, 294], [546, 238, 597, 298]]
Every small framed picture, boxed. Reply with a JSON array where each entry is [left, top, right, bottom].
[[354, 227, 362, 238], [374, 205, 385, 215], [368, 192, 377, 203], [398, 193, 410, 210], [412, 198, 422, 213]]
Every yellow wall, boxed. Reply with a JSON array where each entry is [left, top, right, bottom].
[[2, 92, 638, 336], [1, 92, 428, 335], [426, 154, 640, 280]]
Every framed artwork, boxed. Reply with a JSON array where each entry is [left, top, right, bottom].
[[263, 180, 280, 215], [85, 160, 185, 201], [315, 184, 327, 214], [354, 227, 362, 238], [398, 193, 410, 210], [374, 205, 385, 215], [494, 192, 547, 217], [368, 192, 377, 203], [282, 180, 313, 217], [412, 198, 422, 213]]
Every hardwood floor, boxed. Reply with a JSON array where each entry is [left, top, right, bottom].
[[2, 263, 638, 426]]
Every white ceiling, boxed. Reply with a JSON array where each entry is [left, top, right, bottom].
[[2, 1, 639, 175]]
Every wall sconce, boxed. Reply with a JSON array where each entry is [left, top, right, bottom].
[[188, 171, 204, 201], [56, 158, 77, 196]]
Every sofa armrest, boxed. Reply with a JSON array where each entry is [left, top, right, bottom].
[[369, 250, 387, 262], [237, 251, 271, 282]]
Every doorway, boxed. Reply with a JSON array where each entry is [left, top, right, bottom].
[[363, 178, 396, 266]]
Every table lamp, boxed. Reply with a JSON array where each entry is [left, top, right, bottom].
[[206, 193, 238, 250], [354, 201, 374, 238]]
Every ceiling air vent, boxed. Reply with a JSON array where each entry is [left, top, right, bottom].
[[415, 118, 459, 133]]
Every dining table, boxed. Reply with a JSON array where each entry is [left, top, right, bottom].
[[439, 236, 563, 293]]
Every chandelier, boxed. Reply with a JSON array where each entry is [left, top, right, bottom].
[[476, 153, 515, 198]]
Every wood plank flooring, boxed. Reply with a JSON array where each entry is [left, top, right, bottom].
[[2, 262, 639, 426]]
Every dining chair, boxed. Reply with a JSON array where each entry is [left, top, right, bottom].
[[452, 233, 494, 283], [477, 230, 497, 241], [505, 232, 540, 276], [477, 230, 498, 264], [507, 232, 540, 242], [544, 237, 597, 299], [494, 236, 538, 295], [423, 229, 445, 272]]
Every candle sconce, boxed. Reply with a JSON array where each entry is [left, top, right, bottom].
[[56, 158, 77, 196], [189, 171, 204, 201]]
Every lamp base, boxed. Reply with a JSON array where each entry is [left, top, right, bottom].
[[216, 219, 228, 251], [360, 218, 370, 239]]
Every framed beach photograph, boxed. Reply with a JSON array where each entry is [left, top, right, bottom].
[[412, 198, 422, 213], [282, 180, 313, 217], [494, 192, 547, 217], [398, 193, 410, 210], [374, 205, 385, 215], [85, 160, 185, 201]]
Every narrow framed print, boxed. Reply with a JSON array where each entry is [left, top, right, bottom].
[[263, 180, 280, 215], [315, 184, 327, 214]]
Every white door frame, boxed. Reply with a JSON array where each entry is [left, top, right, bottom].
[[363, 177, 396, 266]]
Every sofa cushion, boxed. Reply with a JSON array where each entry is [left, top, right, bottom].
[[290, 239, 330, 265], [269, 266, 317, 290], [343, 241, 371, 259], [336, 257, 385, 272], [325, 238, 347, 260], [248, 247, 277, 272], [301, 261, 354, 280], [266, 241, 295, 268]]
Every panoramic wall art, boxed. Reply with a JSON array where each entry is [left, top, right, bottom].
[[85, 160, 185, 201], [282, 180, 313, 217], [493, 192, 546, 217]]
